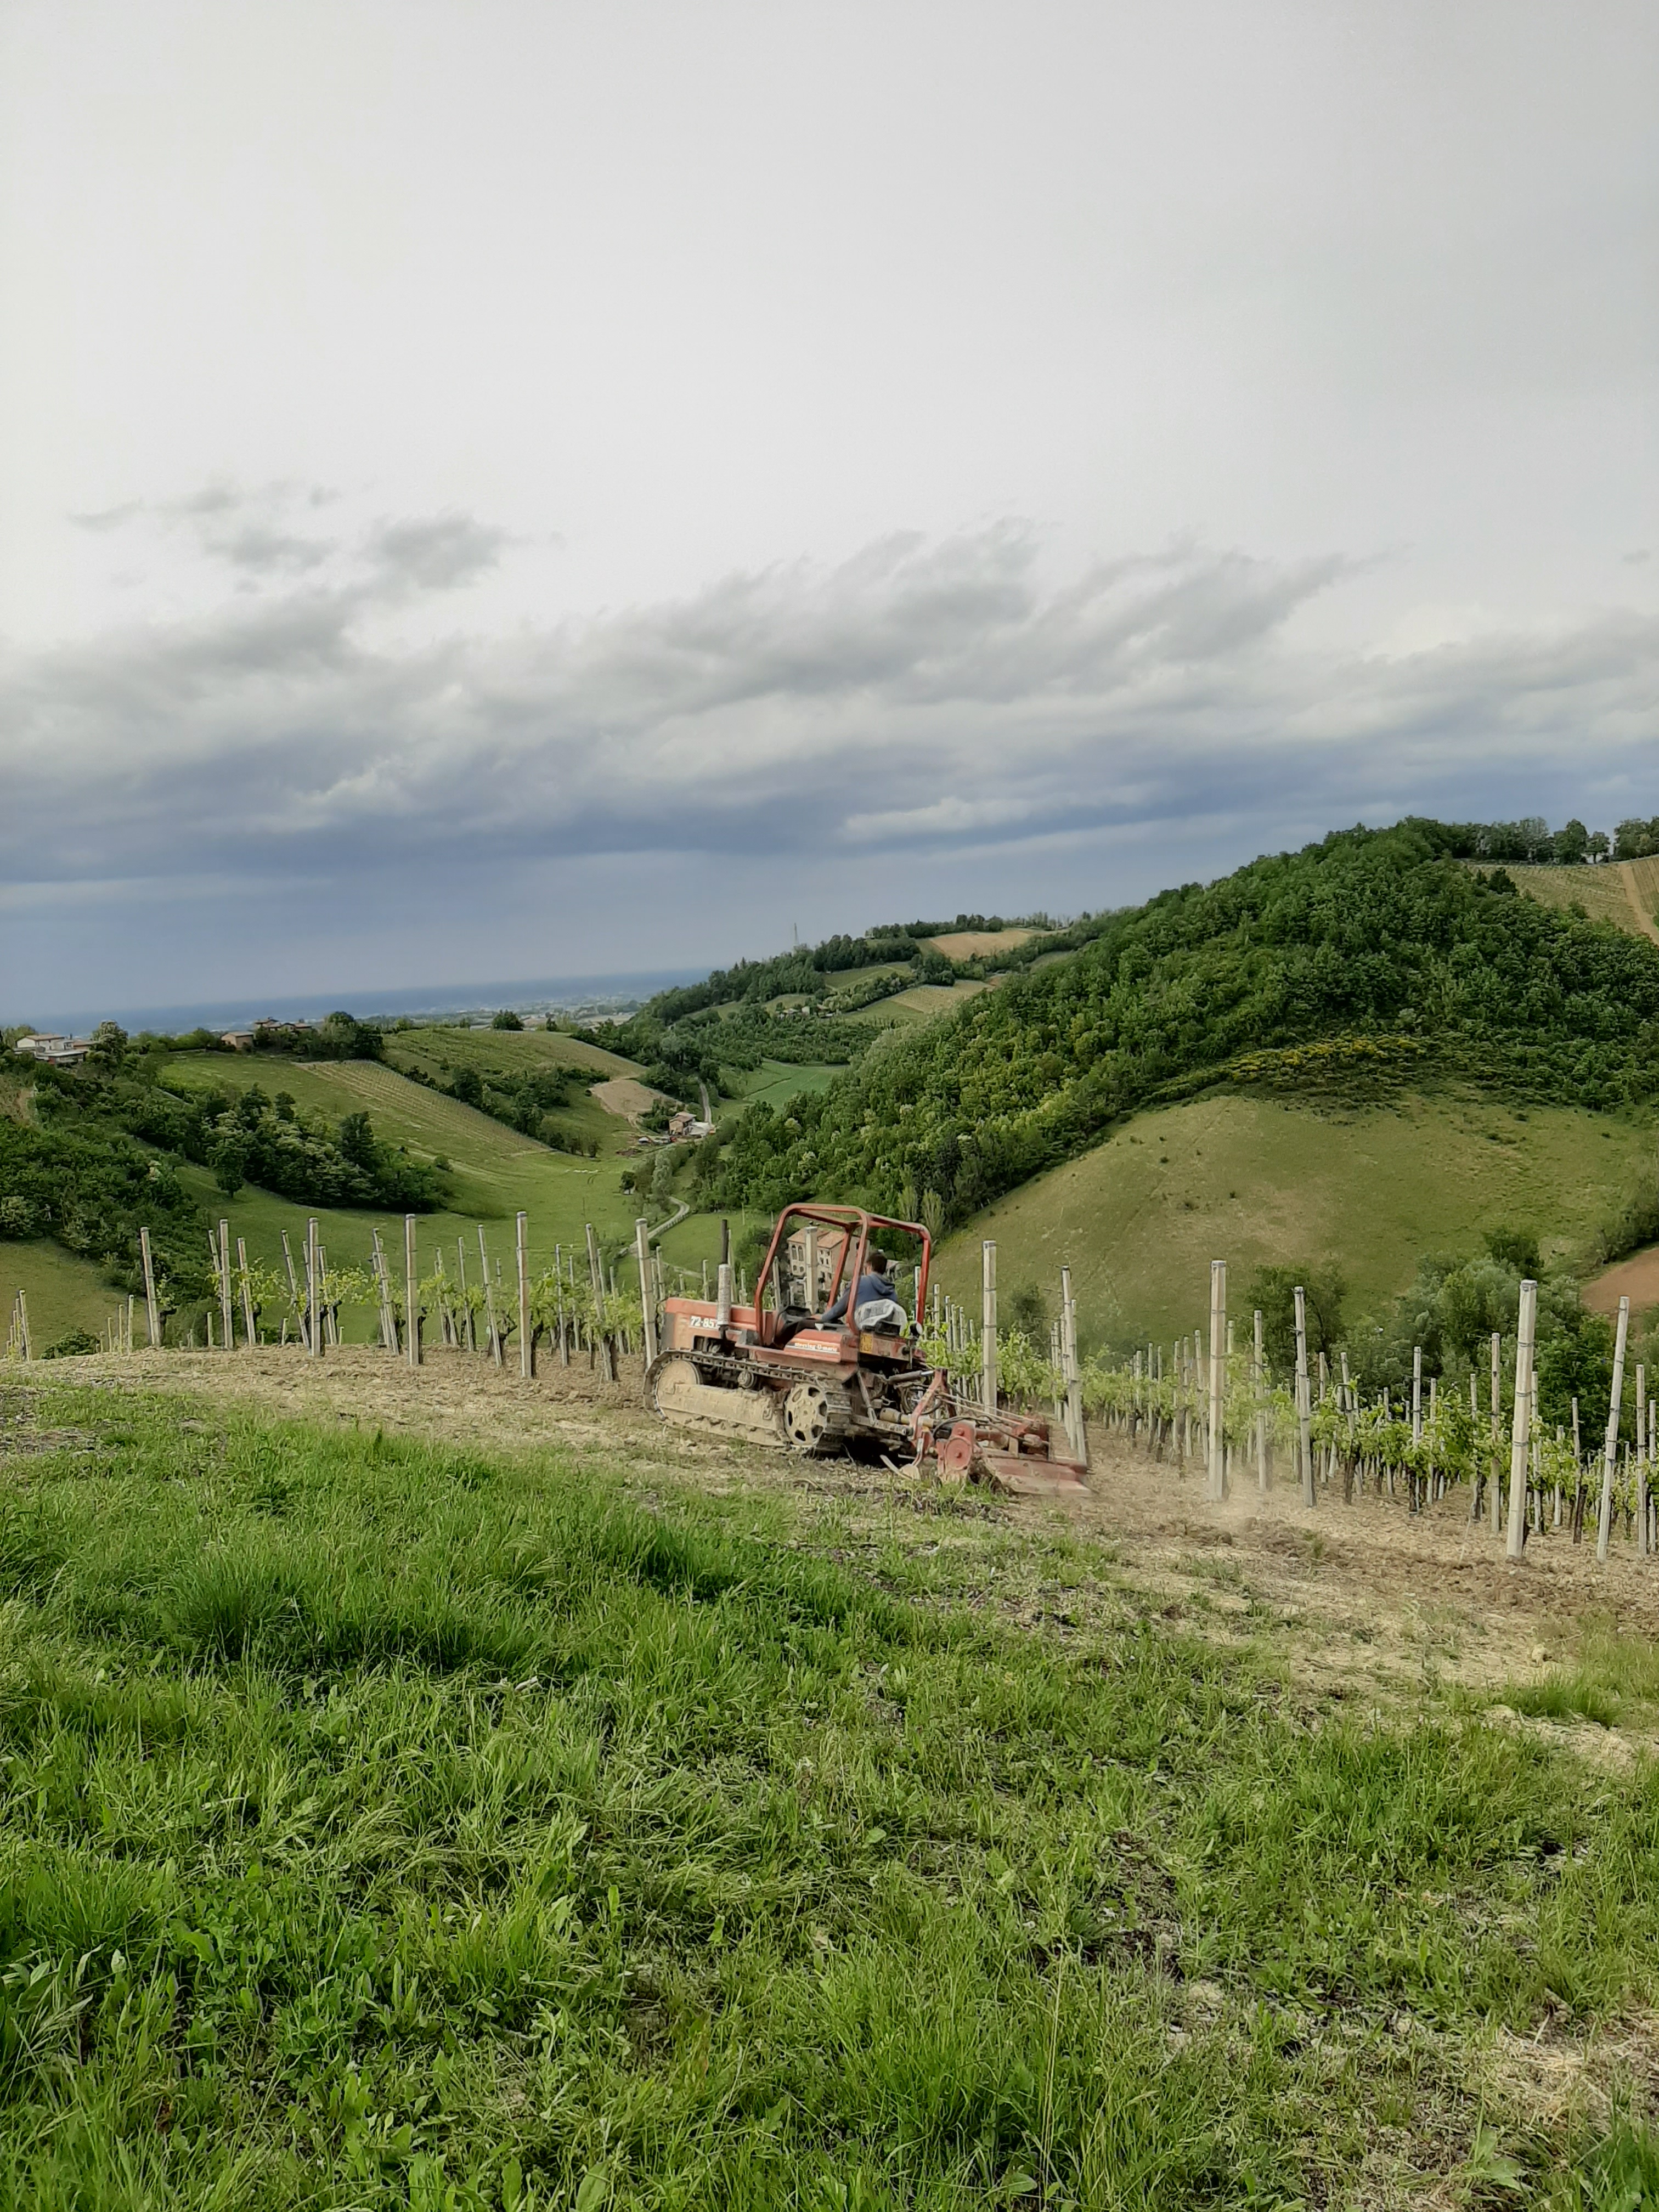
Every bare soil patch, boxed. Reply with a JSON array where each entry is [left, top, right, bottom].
[[589, 1075, 659, 1120], [1585, 1243, 1659, 1318]]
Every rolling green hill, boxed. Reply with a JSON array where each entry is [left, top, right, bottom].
[[0, 1027, 764, 1348], [927, 1091, 1654, 1350], [378, 1020, 641, 1154], [0, 1239, 124, 1355], [710, 821, 1659, 1233], [16, 818, 1659, 1356]]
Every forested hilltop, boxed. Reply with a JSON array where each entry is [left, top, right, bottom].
[[698, 821, 1659, 1226]]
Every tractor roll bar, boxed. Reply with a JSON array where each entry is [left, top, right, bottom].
[[754, 1203, 932, 1336]]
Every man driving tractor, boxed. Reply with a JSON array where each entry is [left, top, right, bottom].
[[819, 1246, 898, 1328]]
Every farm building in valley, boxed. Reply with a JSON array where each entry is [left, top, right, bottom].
[[12, 1033, 91, 1066]]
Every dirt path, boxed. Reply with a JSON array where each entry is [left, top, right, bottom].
[[1584, 1243, 1659, 1317]]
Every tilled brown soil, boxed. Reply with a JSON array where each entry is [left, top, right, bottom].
[[25, 1345, 1659, 1746]]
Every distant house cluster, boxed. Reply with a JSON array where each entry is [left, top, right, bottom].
[[222, 1019, 317, 1050], [667, 1109, 715, 1141], [624, 1108, 716, 1155], [12, 1033, 91, 1066]]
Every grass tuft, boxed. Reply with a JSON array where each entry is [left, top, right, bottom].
[[1505, 1678, 1622, 1730]]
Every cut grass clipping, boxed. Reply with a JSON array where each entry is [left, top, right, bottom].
[[2, 1390, 1659, 2205]]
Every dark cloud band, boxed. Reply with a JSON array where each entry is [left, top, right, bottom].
[[5, 516, 1656, 898]]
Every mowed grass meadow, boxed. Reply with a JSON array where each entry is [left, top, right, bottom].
[[4, 1383, 1659, 2204]]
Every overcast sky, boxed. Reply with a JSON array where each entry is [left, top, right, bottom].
[[3, 0, 1656, 1020]]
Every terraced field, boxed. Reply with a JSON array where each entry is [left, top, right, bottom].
[[921, 926, 1037, 960], [850, 978, 993, 1025], [1468, 859, 1659, 943], [729, 1060, 846, 1110]]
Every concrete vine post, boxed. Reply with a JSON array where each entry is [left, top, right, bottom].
[[405, 1215, 421, 1368], [517, 1212, 534, 1380], [478, 1225, 501, 1366], [1596, 1296, 1631, 1561], [1570, 1396, 1583, 1541], [139, 1226, 161, 1350], [1294, 1286, 1314, 1507], [456, 1237, 477, 1353], [1412, 1346, 1423, 1447], [368, 1229, 392, 1351], [981, 1240, 998, 1414], [1254, 1308, 1268, 1490], [585, 1223, 614, 1383], [1207, 1260, 1227, 1502], [281, 1232, 303, 1350], [1505, 1279, 1538, 1560], [218, 1220, 234, 1351], [306, 1217, 323, 1361], [16, 1290, 31, 1363], [1489, 1332, 1503, 1536], [236, 1235, 256, 1347], [635, 1218, 658, 1369], [1061, 1265, 1086, 1467], [1638, 1371, 1650, 1559]]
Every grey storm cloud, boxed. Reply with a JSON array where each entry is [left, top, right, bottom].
[[7, 517, 1658, 897], [365, 512, 509, 592]]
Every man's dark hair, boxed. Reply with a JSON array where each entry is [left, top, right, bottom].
[[868, 1248, 889, 1275]]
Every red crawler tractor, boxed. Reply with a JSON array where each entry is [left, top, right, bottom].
[[644, 1203, 1087, 1496]]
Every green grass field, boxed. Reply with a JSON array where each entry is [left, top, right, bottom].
[[173, 1034, 637, 1168], [2, 1373, 1657, 2204], [380, 1026, 636, 1084], [380, 1026, 640, 1156], [930, 1090, 1655, 1348], [0, 1039, 749, 1351], [726, 1062, 846, 1111], [0, 1242, 123, 1356], [849, 980, 993, 1027]]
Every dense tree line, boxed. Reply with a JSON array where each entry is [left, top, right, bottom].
[[137, 1084, 441, 1210], [703, 822, 1659, 1226], [0, 1119, 206, 1299], [1246, 1228, 1620, 1437], [246, 1011, 387, 1061]]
